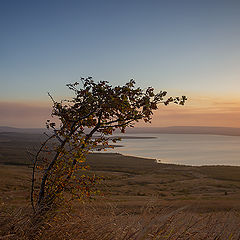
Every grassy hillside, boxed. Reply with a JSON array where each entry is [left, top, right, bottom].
[[1, 132, 240, 211], [1, 132, 240, 239], [0, 132, 45, 165]]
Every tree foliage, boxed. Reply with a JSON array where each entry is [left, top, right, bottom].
[[31, 77, 187, 213]]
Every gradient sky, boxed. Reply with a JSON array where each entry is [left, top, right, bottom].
[[1, 0, 240, 128]]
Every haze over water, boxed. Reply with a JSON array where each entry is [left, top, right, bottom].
[[109, 134, 240, 166]]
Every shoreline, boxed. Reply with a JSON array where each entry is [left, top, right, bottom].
[[1, 130, 240, 167], [90, 152, 240, 168]]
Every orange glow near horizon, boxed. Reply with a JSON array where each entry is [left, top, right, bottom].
[[1, 95, 240, 128], [138, 95, 240, 128], [0, 101, 52, 128]]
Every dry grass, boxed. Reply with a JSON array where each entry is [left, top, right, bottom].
[[2, 132, 240, 239], [1, 157, 240, 239], [1, 201, 240, 240]]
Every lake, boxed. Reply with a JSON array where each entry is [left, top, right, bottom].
[[106, 133, 240, 166]]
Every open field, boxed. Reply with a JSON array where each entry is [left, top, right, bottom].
[[1, 131, 240, 239], [1, 131, 240, 212], [2, 153, 240, 213]]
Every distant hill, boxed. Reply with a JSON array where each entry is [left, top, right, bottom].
[[127, 126, 240, 136], [0, 126, 45, 134], [1, 126, 240, 136]]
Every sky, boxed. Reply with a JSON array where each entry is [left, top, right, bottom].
[[1, 0, 240, 128]]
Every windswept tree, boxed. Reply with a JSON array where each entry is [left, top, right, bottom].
[[31, 77, 186, 213]]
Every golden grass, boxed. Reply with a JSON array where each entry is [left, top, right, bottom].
[[2, 135, 240, 239], [1, 201, 240, 240]]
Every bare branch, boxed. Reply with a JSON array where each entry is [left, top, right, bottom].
[[31, 134, 55, 212], [48, 92, 56, 104]]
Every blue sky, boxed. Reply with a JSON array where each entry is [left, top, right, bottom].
[[1, 0, 240, 127]]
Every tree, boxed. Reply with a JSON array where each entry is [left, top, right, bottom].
[[31, 77, 186, 213]]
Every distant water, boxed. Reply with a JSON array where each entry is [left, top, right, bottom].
[[107, 133, 240, 166]]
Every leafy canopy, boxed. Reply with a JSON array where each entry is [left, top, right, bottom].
[[31, 77, 187, 213]]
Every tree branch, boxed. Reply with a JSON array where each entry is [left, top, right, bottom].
[[31, 134, 55, 212]]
